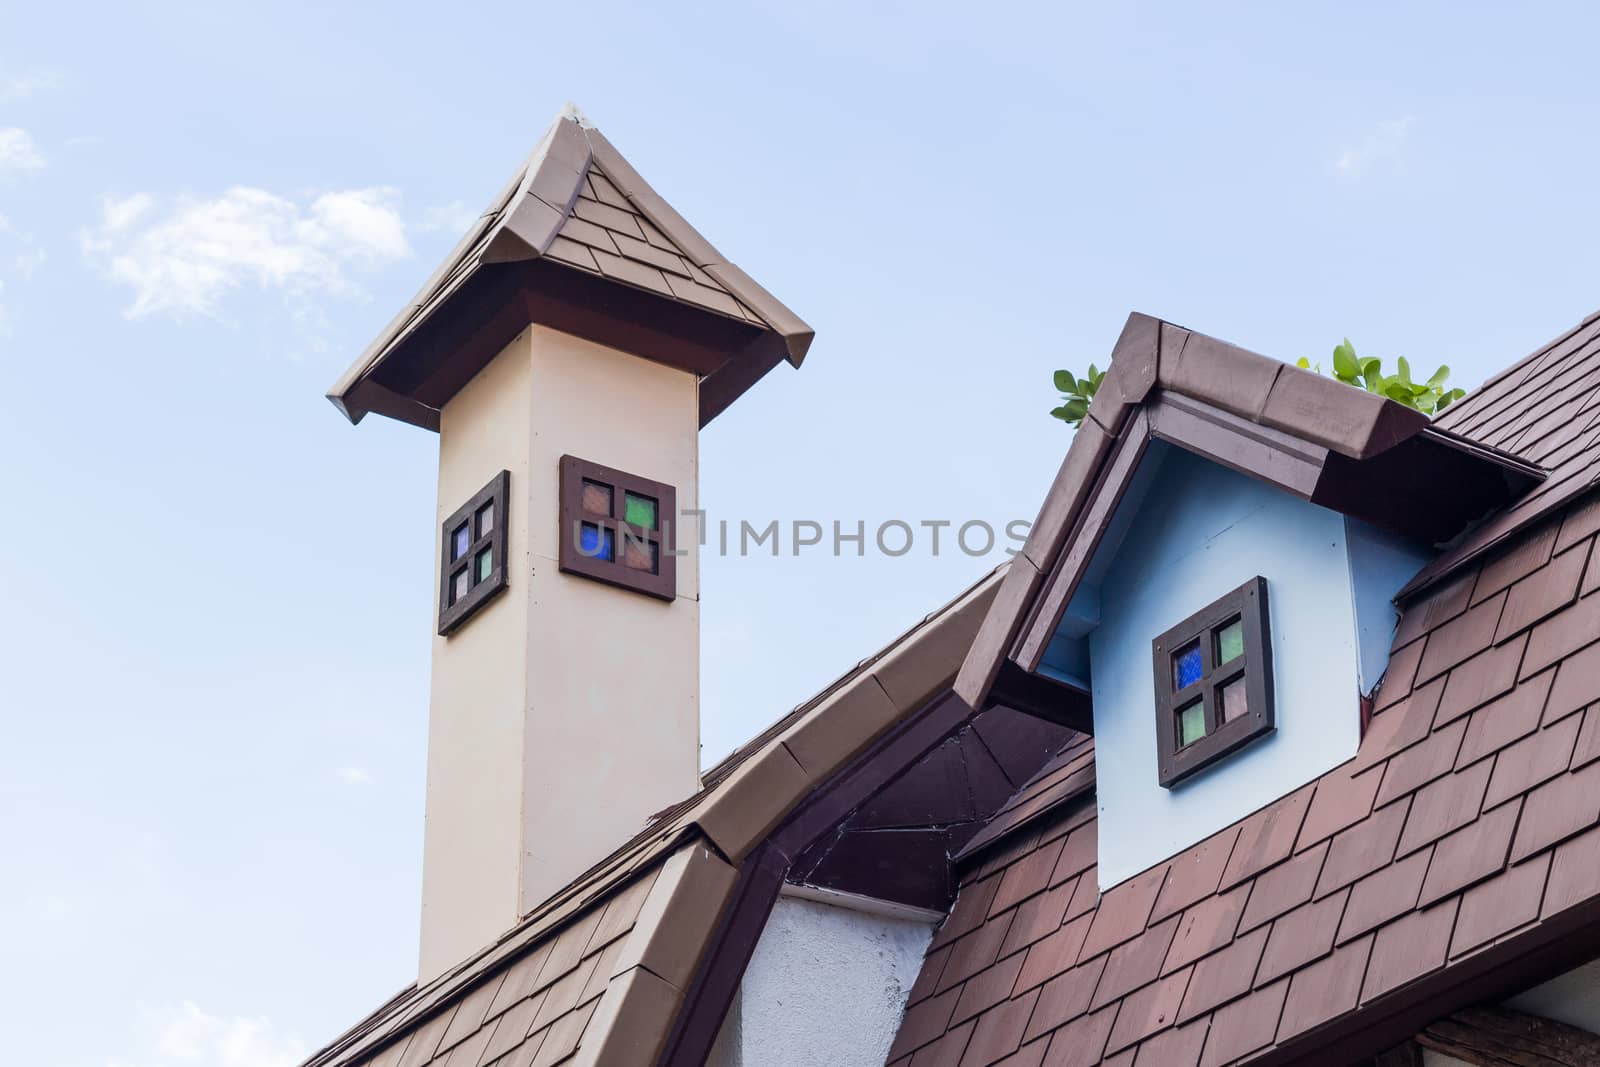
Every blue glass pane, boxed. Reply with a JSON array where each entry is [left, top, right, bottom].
[[579, 523, 614, 561], [1173, 642, 1203, 690], [452, 523, 470, 561]]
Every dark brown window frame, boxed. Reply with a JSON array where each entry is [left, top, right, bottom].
[[438, 470, 510, 636], [557, 455, 677, 601], [1152, 575, 1274, 788]]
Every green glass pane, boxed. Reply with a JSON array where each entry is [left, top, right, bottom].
[[1178, 701, 1206, 747], [476, 547, 493, 583], [1217, 618, 1245, 664], [1221, 677, 1248, 722], [624, 491, 658, 530]]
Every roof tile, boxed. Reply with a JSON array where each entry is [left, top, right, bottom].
[[1392, 572, 1474, 649], [1435, 637, 1527, 725], [1315, 798, 1409, 896], [1472, 523, 1557, 604], [960, 990, 1040, 1066], [1521, 592, 1600, 678], [1450, 853, 1551, 957], [1277, 934, 1372, 1038], [1297, 769, 1379, 851], [1256, 888, 1349, 984], [992, 837, 1069, 915], [1015, 913, 1094, 994], [1352, 680, 1444, 775], [1360, 900, 1457, 1002], [1456, 670, 1555, 767], [1001, 880, 1077, 957], [1130, 1020, 1207, 1067], [1416, 592, 1507, 684], [1051, 824, 1098, 886], [1104, 968, 1190, 1054], [1079, 864, 1168, 959], [1395, 760, 1492, 856], [951, 952, 1026, 1027], [1485, 714, 1582, 809], [1495, 544, 1588, 640], [1545, 640, 1600, 724], [933, 876, 1002, 951], [1176, 925, 1268, 1024], [1571, 705, 1600, 769], [1218, 785, 1314, 890], [1556, 491, 1600, 552], [1152, 827, 1239, 922], [1375, 637, 1425, 712], [1510, 759, 1600, 862], [1542, 823, 1600, 918], [1162, 884, 1248, 974], [1336, 847, 1430, 944], [890, 987, 962, 1061], [1037, 1003, 1117, 1067], [939, 912, 1018, 993], [1091, 914, 1181, 1009], [1375, 719, 1465, 806], [1022, 955, 1107, 1044], [1416, 799, 1519, 907], [910, 1018, 976, 1067], [1238, 842, 1328, 934], [1196, 979, 1287, 1067]]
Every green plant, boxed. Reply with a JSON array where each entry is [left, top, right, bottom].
[[1298, 339, 1464, 416], [1050, 339, 1464, 428], [1050, 364, 1105, 426]]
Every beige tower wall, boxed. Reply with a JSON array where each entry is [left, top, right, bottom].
[[419, 325, 701, 981]]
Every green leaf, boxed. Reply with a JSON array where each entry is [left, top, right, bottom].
[[1049, 404, 1076, 423], [1083, 376, 1100, 398], [1332, 342, 1360, 379], [1053, 369, 1075, 393], [1296, 356, 1312, 369], [1427, 364, 1450, 388], [1384, 380, 1413, 402], [1396, 356, 1412, 384], [1087, 363, 1099, 381]]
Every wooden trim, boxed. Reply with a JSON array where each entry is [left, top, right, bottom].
[[1151, 576, 1274, 787], [1015, 408, 1152, 670], [557, 455, 677, 601], [1415, 1007, 1600, 1066], [437, 470, 510, 635], [989, 660, 1094, 734]]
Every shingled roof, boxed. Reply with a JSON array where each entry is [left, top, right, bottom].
[[889, 309, 1600, 1067], [327, 107, 813, 431], [299, 566, 1006, 1067]]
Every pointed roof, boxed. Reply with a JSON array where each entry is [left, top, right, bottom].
[[954, 313, 1545, 707], [328, 107, 813, 431]]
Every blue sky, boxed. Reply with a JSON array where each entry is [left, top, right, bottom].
[[3, 2, 1598, 1064]]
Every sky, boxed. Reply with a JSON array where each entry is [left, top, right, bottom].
[[2, 2, 1598, 1064]]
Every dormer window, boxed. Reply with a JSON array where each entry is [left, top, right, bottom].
[[558, 455, 677, 600], [437, 470, 510, 636], [1152, 576, 1274, 787]]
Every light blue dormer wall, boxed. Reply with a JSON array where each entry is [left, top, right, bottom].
[[1057, 446, 1430, 890]]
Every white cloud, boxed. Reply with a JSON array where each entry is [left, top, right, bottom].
[[81, 185, 411, 320], [335, 766, 374, 786], [1335, 116, 1417, 179], [108, 1002, 307, 1067], [0, 128, 46, 172], [0, 68, 61, 101]]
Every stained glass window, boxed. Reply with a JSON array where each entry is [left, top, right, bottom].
[[1221, 676, 1248, 723], [1151, 576, 1274, 788], [579, 523, 614, 562], [558, 455, 677, 601], [1216, 618, 1244, 664], [1178, 702, 1206, 746], [581, 480, 613, 516], [624, 491, 658, 530], [1173, 642, 1203, 690], [438, 471, 510, 636]]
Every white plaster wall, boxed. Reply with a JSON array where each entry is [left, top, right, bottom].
[[1507, 957, 1600, 1035], [1090, 449, 1363, 888], [710, 895, 934, 1067]]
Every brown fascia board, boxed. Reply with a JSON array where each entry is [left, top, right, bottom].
[[326, 114, 813, 430]]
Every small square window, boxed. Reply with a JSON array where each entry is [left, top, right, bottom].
[[437, 471, 510, 636], [1152, 576, 1273, 788], [558, 455, 677, 600]]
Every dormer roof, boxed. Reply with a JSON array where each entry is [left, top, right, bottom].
[[327, 107, 813, 431]]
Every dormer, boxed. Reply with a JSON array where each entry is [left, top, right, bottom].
[[957, 314, 1541, 889]]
